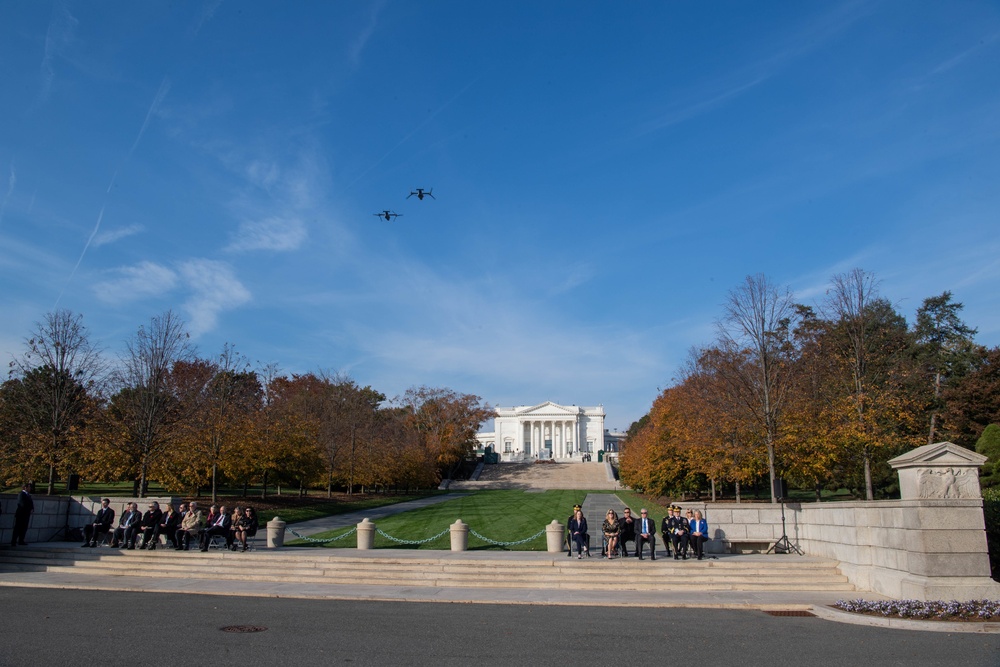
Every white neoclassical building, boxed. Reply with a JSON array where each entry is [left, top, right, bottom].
[[476, 402, 606, 461]]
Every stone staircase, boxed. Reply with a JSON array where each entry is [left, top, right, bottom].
[[0, 546, 855, 593]]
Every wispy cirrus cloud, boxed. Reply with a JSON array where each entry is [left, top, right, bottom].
[[93, 260, 179, 302], [37, 4, 78, 105], [0, 160, 15, 229], [93, 223, 143, 247], [178, 259, 251, 336], [93, 259, 250, 337], [349, 0, 385, 65], [225, 216, 306, 253]]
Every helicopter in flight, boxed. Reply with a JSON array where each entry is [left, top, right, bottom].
[[374, 210, 402, 221], [407, 187, 435, 200]]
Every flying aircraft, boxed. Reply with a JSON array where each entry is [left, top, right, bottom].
[[374, 210, 402, 221], [407, 188, 435, 200]]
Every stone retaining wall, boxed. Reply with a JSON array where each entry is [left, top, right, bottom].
[[678, 498, 999, 600], [0, 495, 178, 545]]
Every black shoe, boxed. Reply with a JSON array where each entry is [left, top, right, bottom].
[[682, 555, 687, 560], [82, 542, 90, 548], [18, 541, 28, 546], [674, 555, 679, 560], [637, 556, 643, 560], [697, 555, 703, 560], [126, 545, 134, 550], [200, 547, 208, 552], [651, 556, 656, 560]]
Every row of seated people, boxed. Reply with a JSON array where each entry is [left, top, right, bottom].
[[81, 498, 259, 552], [568, 504, 710, 561]]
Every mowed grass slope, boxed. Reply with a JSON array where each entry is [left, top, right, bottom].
[[305, 489, 668, 551]]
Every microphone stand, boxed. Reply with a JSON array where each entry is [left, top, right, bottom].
[[767, 497, 803, 555]]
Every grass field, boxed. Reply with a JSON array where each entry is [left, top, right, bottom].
[[300, 489, 673, 551]]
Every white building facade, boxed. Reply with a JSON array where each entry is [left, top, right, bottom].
[[476, 402, 606, 461]]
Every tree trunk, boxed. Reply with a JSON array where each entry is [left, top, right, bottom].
[[735, 481, 741, 504], [928, 371, 942, 444], [261, 470, 268, 499], [863, 452, 874, 501], [711, 478, 716, 502], [211, 462, 218, 503], [47, 464, 56, 495]]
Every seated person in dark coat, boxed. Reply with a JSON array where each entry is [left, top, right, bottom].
[[635, 508, 657, 560], [618, 507, 636, 557], [83, 498, 115, 547], [199, 505, 233, 551], [111, 503, 142, 548], [138, 501, 163, 548]]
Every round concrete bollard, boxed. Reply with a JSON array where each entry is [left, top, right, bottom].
[[450, 519, 469, 551], [266, 517, 286, 549], [546, 519, 565, 553], [357, 518, 375, 550]]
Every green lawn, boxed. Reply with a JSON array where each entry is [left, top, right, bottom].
[[301, 489, 671, 551]]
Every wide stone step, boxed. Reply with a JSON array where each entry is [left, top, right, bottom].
[[0, 548, 854, 592], [0, 552, 849, 579], [27, 561, 850, 585], [16, 564, 853, 591]]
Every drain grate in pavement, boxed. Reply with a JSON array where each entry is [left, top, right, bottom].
[[763, 610, 815, 617], [220, 625, 268, 633]]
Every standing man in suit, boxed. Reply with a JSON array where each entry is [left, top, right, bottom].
[[636, 508, 656, 560], [10, 484, 34, 546], [82, 498, 115, 547]]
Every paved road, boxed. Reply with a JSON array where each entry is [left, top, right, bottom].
[[1, 588, 998, 666]]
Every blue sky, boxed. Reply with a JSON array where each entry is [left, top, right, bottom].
[[2, 1, 999, 431]]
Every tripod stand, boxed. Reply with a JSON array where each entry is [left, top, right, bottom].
[[767, 497, 803, 555]]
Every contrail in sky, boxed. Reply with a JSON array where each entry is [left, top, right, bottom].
[[54, 205, 104, 308], [56, 78, 171, 306], [341, 74, 482, 193]]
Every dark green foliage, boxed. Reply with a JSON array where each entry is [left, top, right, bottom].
[[982, 486, 1000, 581], [976, 424, 1000, 488]]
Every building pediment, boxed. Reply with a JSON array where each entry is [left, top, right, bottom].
[[513, 401, 580, 417], [889, 441, 987, 469]]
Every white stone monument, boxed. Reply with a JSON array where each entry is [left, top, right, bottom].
[[889, 441, 987, 500]]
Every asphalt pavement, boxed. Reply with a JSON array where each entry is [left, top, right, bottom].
[[1, 587, 998, 667]]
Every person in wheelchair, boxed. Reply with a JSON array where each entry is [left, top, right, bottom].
[[602, 509, 621, 559]]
